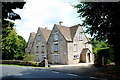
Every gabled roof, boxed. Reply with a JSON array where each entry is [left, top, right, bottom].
[[81, 48, 91, 54], [55, 24, 80, 41], [28, 32, 36, 43], [55, 24, 72, 41], [26, 32, 36, 48], [39, 28, 51, 42], [70, 25, 79, 40]]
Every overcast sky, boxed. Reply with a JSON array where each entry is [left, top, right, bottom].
[[13, 0, 83, 41]]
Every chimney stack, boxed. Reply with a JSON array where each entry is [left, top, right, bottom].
[[59, 21, 63, 25], [45, 27, 48, 30]]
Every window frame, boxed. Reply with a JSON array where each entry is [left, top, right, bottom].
[[54, 32, 58, 41], [38, 35, 41, 41], [36, 46, 39, 53], [73, 55, 79, 60], [41, 55, 44, 61], [41, 45, 44, 53], [73, 44, 77, 52], [54, 44, 58, 52], [79, 32, 83, 41], [54, 55, 59, 63]]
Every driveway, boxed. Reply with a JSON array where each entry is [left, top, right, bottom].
[[0, 65, 104, 80]]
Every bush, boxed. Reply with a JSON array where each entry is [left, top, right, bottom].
[[23, 54, 36, 62], [21, 61, 41, 67]]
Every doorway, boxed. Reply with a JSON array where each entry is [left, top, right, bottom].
[[87, 53, 90, 62]]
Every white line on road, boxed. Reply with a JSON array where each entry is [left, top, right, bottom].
[[67, 73, 78, 77], [52, 71, 60, 73], [90, 77, 107, 80]]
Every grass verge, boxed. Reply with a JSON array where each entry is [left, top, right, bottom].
[[0, 64, 46, 68]]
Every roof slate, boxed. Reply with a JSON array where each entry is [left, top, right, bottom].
[[39, 28, 51, 42], [55, 24, 80, 41]]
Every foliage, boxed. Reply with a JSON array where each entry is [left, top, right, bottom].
[[91, 40, 109, 55], [23, 54, 36, 62], [75, 2, 120, 65], [2, 2, 26, 60], [2, 26, 26, 60], [2, 2, 26, 29], [91, 39, 114, 66]]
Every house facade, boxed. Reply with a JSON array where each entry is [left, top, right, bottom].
[[25, 32, 36, 56], [29, 27, 51, 62], [26, 24, 94, 64], [47, 24, 93, 64]]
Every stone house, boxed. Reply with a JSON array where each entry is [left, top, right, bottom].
[[25, 32, 36, 56], [47, 24, 94, 64], [26, 24, 94, 64], [30, 27, 51, 62]]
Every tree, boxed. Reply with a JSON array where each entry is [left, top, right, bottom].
[[2, 25, 26, 60], [91, 40, 114, 66], [2, 2, 26, 60], [75, 2, 120, 66], [2, 2, 26, 28]]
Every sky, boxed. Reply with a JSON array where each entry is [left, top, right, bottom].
[[13, 0, 84, 41]]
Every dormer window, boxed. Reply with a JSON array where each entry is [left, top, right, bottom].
[[79, 32, 83, 40], [38, 35, 41, 41], [54, 32, 58, 41]]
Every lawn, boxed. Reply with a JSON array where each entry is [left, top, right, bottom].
[[0, 64, 46, 68]]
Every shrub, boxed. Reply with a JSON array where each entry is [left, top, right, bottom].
[[23, 54, 36, 62]]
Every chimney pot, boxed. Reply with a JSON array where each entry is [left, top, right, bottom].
[[45, 27, 48, 29], [59, 21, 63, 25]]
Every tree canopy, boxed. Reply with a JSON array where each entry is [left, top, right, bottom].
[[75, 2, 120, 65], [2, 2, 26, 60]]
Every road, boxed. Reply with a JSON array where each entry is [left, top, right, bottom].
[[0, 65, 104, 80]]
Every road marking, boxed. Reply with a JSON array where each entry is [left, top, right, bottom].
[[52, 71, 60, 73], [67, 73, 78, 77], [90, 77, 107, 80], [40, 70, 46, 71]]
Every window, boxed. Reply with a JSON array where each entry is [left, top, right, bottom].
[[74, 44, 77, 51], [36, 46, 39, 53], [38, 35, 41, 41], [29, 38, 33, 43], [73, 55, 79, 60], [41, 55, 44, 61], [54, 32, 58, 41], [54, 55, 59, 63], [41, 45, 44, 52], [79, 32, 83, 40], [36, 55, 39, 62], [54, 44, 58, 51]]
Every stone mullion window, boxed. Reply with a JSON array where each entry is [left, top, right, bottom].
[[41, 45, 44, 53], [54, 44, 58, 52], [38, 35, 41, 41], [54, 32, 58, 41], [79, 32, 83, 41], [36, 46, 39, 53], [74, 44, 77, 52]]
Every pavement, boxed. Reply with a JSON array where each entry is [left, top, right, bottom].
[[49, 62, 94, 67], [0, 64, 106, 80], [48, 63, 107, 80]]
